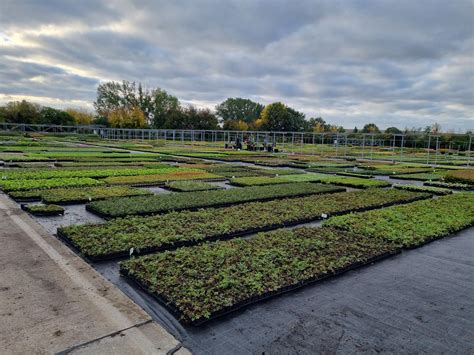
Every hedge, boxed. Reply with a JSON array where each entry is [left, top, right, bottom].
[[86, 183, 345, 218], [60, 188, 428, 260]]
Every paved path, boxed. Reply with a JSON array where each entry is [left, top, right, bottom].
[[0, 193, 190, 354]]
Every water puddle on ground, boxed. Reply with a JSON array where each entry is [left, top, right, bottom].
[[374, 175, 424, 186], [32, 204, 105, 235]]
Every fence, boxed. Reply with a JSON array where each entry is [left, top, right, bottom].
[[0, 123, 472, 165]]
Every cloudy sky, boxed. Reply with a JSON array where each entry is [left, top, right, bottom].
[[0, 0, 473, 131]]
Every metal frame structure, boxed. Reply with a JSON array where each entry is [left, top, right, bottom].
[[0, 122, 472, 165]]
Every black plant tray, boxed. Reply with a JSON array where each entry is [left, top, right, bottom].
[[402, 222, 474, 250], [42, 192, 154, 205], [64, 193, 430, 262], [163, 186, 224, 193], [21, 204, 64, 216], [84, 187, 346, 219], [106, 177, 226, 188], [119, 249, 401, 326], [390, 175, 442, 181], [10, 196, 42, 202]]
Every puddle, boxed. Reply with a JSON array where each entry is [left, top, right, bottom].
[[206, 180, 236, 189], [32, 204, 105, 235], [143, 186, 172, 194], [375, 175, 424, 186]]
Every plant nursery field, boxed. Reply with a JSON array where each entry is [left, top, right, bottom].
[[1, 132, 473, 347]]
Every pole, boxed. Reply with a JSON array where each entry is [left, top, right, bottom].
[[400, 134, 404, 162], [370, 134, 374, 160], [343, 134, 347, 157], [361, 134, 366, 159], [426, 135, 431, 164], [468, 135, 472, 166]]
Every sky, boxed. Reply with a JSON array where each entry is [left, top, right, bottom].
[[0, 0, 473, 131]]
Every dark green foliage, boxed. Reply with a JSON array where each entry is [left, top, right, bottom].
[[324, 193, 474, 247], [393, 184, 452, 195], [60, 188, 428, 260], [216, 98, 264, 123], [120, 227, 398, 323], [87, 183, 344, 218], [24, 204, 64, 216], [165, 181, 223, 192]]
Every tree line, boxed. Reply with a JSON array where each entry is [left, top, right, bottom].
[[0, 100, 94, 126], [0, 80, 460, 135]]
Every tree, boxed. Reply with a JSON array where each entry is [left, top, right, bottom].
[[431, 123, 441, 134], [307, 117, 329, 132], [223, 119, 249, 131], [94, 80, 180, 128], [185, 107, 218, 130], [286, 107, 307, 131], [361, 123, 380, 133], [93, 115, 109, 126], [149, 88, 180, 128], [216, 98, 264, 128], [353, 126, 359, 133], [108, 106, 146, 128], [0, 106, 6, 123], [39, 107, 75, 125], [2, 100, 41, 124], [258, 102, 306, 131], [164, 106, 218, 130], [65, 108, 94, 125], [385, 126, 402, 134]]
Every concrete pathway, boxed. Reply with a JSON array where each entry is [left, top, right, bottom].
[[0, 193, 190, 354]]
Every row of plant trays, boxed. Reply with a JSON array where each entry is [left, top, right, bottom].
[[21, 203, 65, 216], [84, 185, 346, 219], [111, 177, 227, 188], [58, 191, 429, 262], [118, 193, 473, 325], [119, 248, 399, 326]]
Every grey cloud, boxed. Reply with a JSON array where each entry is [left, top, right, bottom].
[[0, 0, 473, 130]]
